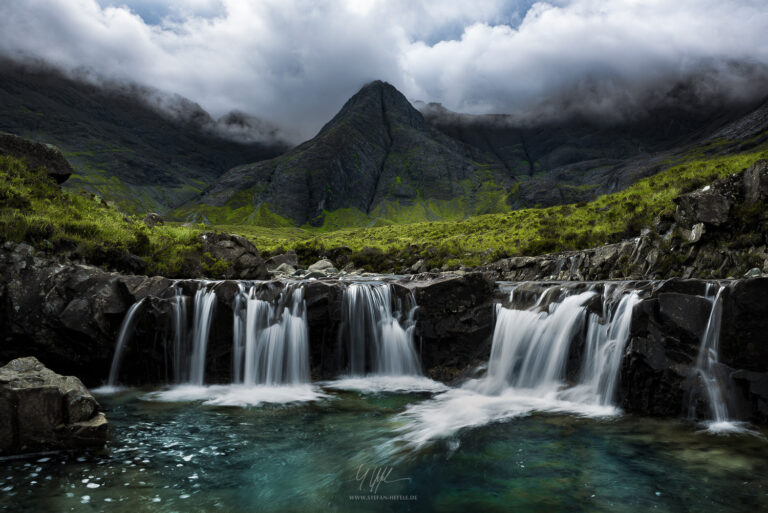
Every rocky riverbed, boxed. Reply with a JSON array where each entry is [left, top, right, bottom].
[[2, 239, 768, 425]]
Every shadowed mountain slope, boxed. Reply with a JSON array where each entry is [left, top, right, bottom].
[[179, 81, 511, 227], [0, 59, 288, 213]]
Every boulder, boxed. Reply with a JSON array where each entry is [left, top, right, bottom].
[[265, 251, 299, 270], [743, 160, 768, 204], [308, 259, 335, 272], [143, 212, 164, 228], [0, 357, 108, 455], [0, 131, 73, 184], [410, 259, 428, 274], [674, 187, 732, 227], [200, 232, 269, 279], [273, 263, 296, 275]]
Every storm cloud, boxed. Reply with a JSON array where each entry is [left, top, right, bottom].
[[1, 0, 766, 140]]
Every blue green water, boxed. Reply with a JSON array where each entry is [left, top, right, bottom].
[[2, 385, 768, 512]]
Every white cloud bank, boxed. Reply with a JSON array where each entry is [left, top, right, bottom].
[[1, 0, 766, 138]]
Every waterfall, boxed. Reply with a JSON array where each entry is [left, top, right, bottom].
[[339, 283, 421, 376], [472, 290, 596, 395], [171, 285, 189, 383], [691, 285, 732, 425], [189, 286, 217, 385], [472, 285, 639, 406], [393, 285, 642, 449], [564, 289, 641, 405], [232, 284, 310, 386], [106, 298, 145, 386], [232, 283, 246, 384]]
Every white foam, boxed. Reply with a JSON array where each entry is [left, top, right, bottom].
[[321, 375, 449, 394], [699, 420, 758, 436], [391, 385, 619, 449], [91, 385, 126, 395], [142, 384, 329, 407]]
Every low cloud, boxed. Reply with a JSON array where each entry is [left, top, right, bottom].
[[1, 0, 766, 140]]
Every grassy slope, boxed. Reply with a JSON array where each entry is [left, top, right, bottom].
[[0, 155, 205, 275], [220, 145, 768, 268], [3, 143, 767, 274]]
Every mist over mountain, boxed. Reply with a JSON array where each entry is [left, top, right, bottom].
[[180, 81, 510, 226], [1, 1, 767, 139], [173, 78, 768, 226], [0, 58, 288, 212]]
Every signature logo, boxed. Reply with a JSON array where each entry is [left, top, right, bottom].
[[355, 464, 412, 494]]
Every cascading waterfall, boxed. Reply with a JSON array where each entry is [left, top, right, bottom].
[[474, 285, 640, 405], [171, 285, 189, 383], [232, 284, 310, 385], [339, 283, 421, 376], [564, 288, 641, 405], [473, 290, 596, 395], [690, 285, 736, 429], [106, 298, 145, 386], [393, 285, 642, 449], [189, 286, 217, 385]]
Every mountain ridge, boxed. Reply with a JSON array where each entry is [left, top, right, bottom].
[[178, 80, 511, 226], [0, 58, 289, 213]]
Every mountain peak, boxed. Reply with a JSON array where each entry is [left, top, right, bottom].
[[320, 80, 426, 137], [188, 79, 507, 226]]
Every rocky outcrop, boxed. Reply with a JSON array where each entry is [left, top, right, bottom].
[[197, 232, 269, 280], [402, 273, 496, 382], [0, 130, 73, 184], [618, 278, 768, 423], [3, 236, 768, 424], [0, 357, 107, 455], [483, 161, 768, 282], [143, 212, 164, 228], [0, 242, 172, 385]]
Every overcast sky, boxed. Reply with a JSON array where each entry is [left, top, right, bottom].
[[1, 0, 767, 140]]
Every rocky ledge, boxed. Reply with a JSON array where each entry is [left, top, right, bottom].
[[483, 160, 768, 281], [0, 357, 107, 456]]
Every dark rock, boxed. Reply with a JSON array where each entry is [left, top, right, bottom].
[[265, 251, 298, 270], [656, 292, 712, 342], [675, 187, 732, 227], [403, 273, 496, 381], [720, 279, 768, 372], [0, 131, 73, 184], [200, 232, 269, 280], [143, 212, 164, 228], [743, 159, 768, 204], [0, 357, 107, 455]]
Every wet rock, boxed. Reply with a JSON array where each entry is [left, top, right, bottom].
[[402, 273, 496, 380], [0, 357, 108, 455], [720, 278, 768, 372], [744, 267, 762, 278]]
